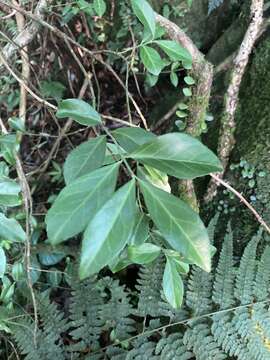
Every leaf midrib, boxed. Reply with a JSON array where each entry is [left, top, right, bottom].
[[49, 164, 118, 242], [143, 183, 205, 266]]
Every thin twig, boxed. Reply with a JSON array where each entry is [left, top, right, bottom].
[[0, 0, 52, 70], [0, 0, 149, 129], [210, 173, 270, 235], [0, 117, 38, 346], [0, 49, 57, 110]]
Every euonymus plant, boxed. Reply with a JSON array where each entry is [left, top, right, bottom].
[[49, 0, 221, 309], [0, 0, 220, 310], [45, 97, 222, 308]]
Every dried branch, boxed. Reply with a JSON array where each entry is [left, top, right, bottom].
[[0, 0, 52, 70], [0, 0, 149, 130], [0, 117, 38, 346], [205, 0, 264, 202], [210, 174, 270, 235]]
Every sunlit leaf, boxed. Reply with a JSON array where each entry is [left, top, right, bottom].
[[140, 46, 165, 76], [64, 136, 106, 184], [0, 213, 26, 242], [155, 40, 192, 63], [163, 256, 184, 308], [80, 179, 136, 279], [56, 99, 101, 126], [0, 248, 6, 278], [128, 243, 161, 264], [0, 178, 21, 207], [131, 0, 156, 38], [130, 133, 222, 179], [112, 127, 155, 152], [139, 180, 211, 271], [93, 0, 106, 17], [46, 163, 119, 244]]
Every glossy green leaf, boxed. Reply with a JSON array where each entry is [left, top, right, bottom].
[[93, 0, 106, 16], [155, 40, 192, 63], [112, 127, 156, 152], [139, 180, 211, 271], [131, 0, 156, 38], [0, 213, 26, 242], [183, 87, 192, 97], [128, 243, 160, 264], [0, 135, 18, 165], [8, 117, 25, 132], [164, 250, 190, 274], [146, 73, 159, 87], [0, 178, 21, 207], [131, 133, 222, 179], [38, 251, 65, 266], [46, 163, 119, 244], [129, 211, 149, 246], [63, 136, 106, 184], [163, 256, 184, 308], [138, 165, 171, 192], [0, 248, 6, 278], [80, 179, 136, 279], [140, 46, 165, 76], [184, 76, 195, 85], [170, 71, 178, 87], [56, 99, 101, 126], [103, 143, 126, 165]]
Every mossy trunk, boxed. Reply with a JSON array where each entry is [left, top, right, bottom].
[[209, 36, 270, 246]]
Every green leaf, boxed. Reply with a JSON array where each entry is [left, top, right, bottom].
[[0, 248, 6, 278], [137, 165, 171, 192], [79, 179, 136, 279], [93, 0, 106, 17], [103, 143, 126, 165], [128, 243, 160, 264], [46, 163, 119, 244], [155, 40, 192, 63], [183, 87, 192, 97], [145, 73, 159, 87], [63, 136, 106, 184], [170, 71, 178, 87], [112, 127, 156, 152], [129, 211, 149, 246], [0, 178, 21, 207], [56, 99, 101, 126], [131, 0, 156, 38], [140, 46, 165, 76], [0, 213, 26, 242], [139, 180, 211, 271], [8, 117, 25, 132], [176, 110, 187, 118], [0, 134, 18, 165], [163, 256, 184, 308], [38, 251, 65, 266], [184, 76, 195, 85], [130, 133, 222, 179]]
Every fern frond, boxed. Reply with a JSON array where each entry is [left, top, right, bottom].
[[155, 333, 193, 359], [98, 277, 135, 340], [254, 245, 270, 301], [234, 234, 259, 304], [68, 276, 105, 352], [212, 225, 235, 309], [135, 256, 165, 317], [183, 321, 227, 360], [186, 266, 213, 315]]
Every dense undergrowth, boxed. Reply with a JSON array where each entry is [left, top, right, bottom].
[[0, 0, 270, 359]]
